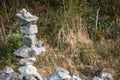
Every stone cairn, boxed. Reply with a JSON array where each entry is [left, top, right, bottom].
[[0, 8, 113, 80], [0, 8, 45, 80], [14, 8, 45, 79], [15, 8, 45, 79]]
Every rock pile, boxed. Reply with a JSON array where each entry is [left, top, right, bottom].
[[15, 8, 45, 80], [0, 66, 23, 80], [0, 8, 45, 80]]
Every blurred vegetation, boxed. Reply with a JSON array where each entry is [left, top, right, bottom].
[[0, 0, 120, 79]]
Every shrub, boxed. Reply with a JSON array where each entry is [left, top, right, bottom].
[[0, 33, 22, 68]]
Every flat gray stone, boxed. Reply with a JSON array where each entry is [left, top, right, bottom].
[[19, 57, 36, 65], [3, 66, 14, 74], [13, 45, 45, 57], [16, 8, 38, 23]]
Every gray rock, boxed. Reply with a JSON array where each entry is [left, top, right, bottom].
[[3, 66, 14, 74], [19, 72, 45, 80], [19, 57, 36, 65], [18, 65, 37, 75], [99, 72, 113, 80], [23, 12, 33, 18], [48, 67, 71, 80], [0, 72, 23, 80], [13, 45, 45, 57], [9, 72, 23, 80], [16, 8, 38, 24], [0, 72, 45, 80], [20, 25, 38, 34], [56, 67, 71, 79], [0, 73, 7, 80], [21, 35, 36, 47], [92, 72, 113, 80]]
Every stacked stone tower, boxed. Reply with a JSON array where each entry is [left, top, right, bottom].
[[14, 8, 45, 79]]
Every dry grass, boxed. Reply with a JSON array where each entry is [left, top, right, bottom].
[[35, 39, 119, 79]]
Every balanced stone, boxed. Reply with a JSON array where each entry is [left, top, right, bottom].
[[19, 57, 36, 65], [16, 8, 38, 25], [21, 35, 36, 47], [13, 45, 45, 57], [3, 66, 14, 74], [10, 8, 46, 80], [20, 25, 38, 34], [18, 65, 37, 75]]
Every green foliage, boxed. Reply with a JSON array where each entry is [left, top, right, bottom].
[[0, 33, 22, 67], [81, 0, 120, 41]]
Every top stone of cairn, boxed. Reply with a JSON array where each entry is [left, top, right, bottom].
[[16, 8, 38, 24]]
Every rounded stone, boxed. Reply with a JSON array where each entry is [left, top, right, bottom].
[[3, 66, 14, 74], [18, 65, 37, 75], [48, 67, 71, 80]]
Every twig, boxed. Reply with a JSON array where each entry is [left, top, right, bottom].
[[96, 7, 100, 30]]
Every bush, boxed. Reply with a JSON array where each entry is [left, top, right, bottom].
[[0, 33, 22, 68]]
